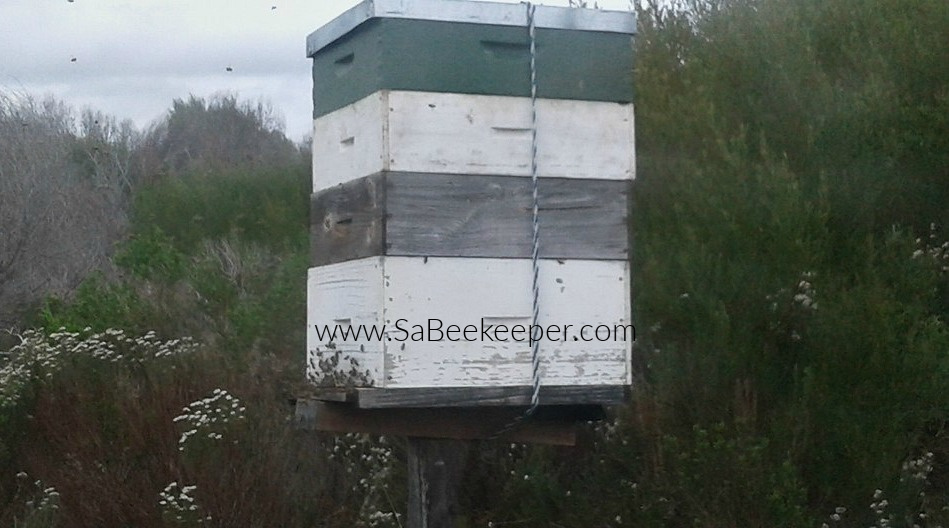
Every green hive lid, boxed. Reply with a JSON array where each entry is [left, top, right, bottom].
[[306, 0, 636, 58]]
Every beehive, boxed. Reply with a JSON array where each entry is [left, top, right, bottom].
[[306, 0, 635, 408]]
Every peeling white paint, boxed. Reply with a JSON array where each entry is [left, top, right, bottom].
[[307, 257, 632, 388]]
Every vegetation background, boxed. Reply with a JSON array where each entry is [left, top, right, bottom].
[[1, 0, 947, 526]]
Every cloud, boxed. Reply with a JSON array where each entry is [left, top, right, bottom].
[[0, 0, 633, 139]]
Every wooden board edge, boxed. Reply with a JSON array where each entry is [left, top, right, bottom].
[[354, 384, 630, 408], [301, 388, 354, 403], [293, 401, 584, 445]]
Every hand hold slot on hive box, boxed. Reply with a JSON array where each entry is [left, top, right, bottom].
[[310, 172, 631, 266], [479, 39, 529, 60], [310, 91, 635, 191], [490, 126, 532, 137]]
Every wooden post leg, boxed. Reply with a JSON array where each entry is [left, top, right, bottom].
[[406, 437, 468, 528]]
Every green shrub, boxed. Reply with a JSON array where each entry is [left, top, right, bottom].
[[114, 227, 187, 282], [631, 0, 949, 524], [36, 275, 153, 334], [130, 166, 308, 255]]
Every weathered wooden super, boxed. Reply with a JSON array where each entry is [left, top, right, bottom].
[[309, 172, 632, 266]]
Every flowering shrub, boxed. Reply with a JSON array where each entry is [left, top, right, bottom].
[[158, 481, 210, 525], [913, 224, 949, 274], [5, 472, 60, 528], [327, 433, 400, 527], [1, 328, 197, 411], [173, 389, 246, 451]]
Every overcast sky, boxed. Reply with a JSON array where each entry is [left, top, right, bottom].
[[0, 0, 633, 141]]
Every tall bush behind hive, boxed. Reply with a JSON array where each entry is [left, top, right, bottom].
[[631, 0, 949, 522]]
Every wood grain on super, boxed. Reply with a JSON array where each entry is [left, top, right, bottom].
[[309, 175, 386, 265], [310, 172, 631, 266], [311, 91, 635, 190]]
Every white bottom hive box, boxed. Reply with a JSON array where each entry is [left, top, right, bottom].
[[306, 256, 632, 389]]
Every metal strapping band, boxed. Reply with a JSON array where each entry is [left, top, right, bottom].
[[526, 0, 542, 416], [490, 1, 541, 440]]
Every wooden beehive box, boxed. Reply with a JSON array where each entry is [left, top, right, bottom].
[[306, 0, 635, 409]]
